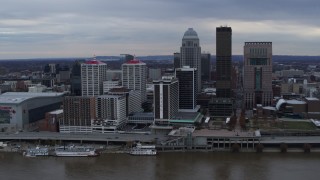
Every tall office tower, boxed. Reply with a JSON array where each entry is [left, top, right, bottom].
[[93, 95, 127, 132], [71, 60, 82, 96], [81, 58, 107, 96], [180, 28, 201, 92], [243, 42, 273, 109], [201, 53, 211, 82], [60, 96, 96, 133], [216, 26, 232, 98], [209, 27, 233, 118], [153, 76, 179, 123], [175, 66, 197, 110], [122, 59, 147, 103], [173, 52, 181, 69]]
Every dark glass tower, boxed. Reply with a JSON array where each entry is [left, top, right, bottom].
[[209, 27, 233, 118], [216, 27, 232, 98], [201, 53, 211, 82], [70, 60, 82, 96], [175, 66, 197, 110]]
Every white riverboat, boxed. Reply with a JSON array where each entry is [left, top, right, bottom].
[[54, 145, 99, 157], [23, 146, 49, 157], [130, 143, 157, 156]]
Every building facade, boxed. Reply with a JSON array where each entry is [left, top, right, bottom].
[[0, 92, 64, 132], [153, 76, 179, 123], [81, 59, 107, 96], [60, 96, 96, 133], [108, 87, 143, 114], [180, 28, 201, 92], [148, 68, 162, 81], [93, 95, 126, 133], [243, 42, 273, 109], [103, 80, 120, 94], [122, 59, 147, 103], [175, 66, 197, 110]]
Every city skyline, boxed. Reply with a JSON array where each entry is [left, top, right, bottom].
[[1, 0, 320, 59]]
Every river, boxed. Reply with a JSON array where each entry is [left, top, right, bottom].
[[0, 152, 319, 180]]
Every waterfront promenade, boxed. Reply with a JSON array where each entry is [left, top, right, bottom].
[[1, 131, 320, 149], [0, 132, 167, 143]]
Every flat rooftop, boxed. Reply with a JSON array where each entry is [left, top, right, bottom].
[[170, 112, 203, 123], [0, 92, 65, 105]]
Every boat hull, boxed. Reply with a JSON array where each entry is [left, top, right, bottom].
[[55, 152, 99, 157]]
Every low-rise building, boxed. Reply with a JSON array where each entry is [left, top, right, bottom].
[[0, 92, 64, 132]]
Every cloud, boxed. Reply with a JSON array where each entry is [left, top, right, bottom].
[[0, 0, 320, 59]]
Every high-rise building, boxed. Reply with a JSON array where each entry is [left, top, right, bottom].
[[173, 52, 181, 69], [71, 60, 82, 96], [216, 26, 232, 98], [153, 76, 179, 123], [201, 53, 211, 82], [209, 27, 233, 118], [175, 66, 197, 110], [122, 59, 147, 103], [60, 96, 96, 133], [243, 42, 273, 109], [81, 58, 108, 96], [180, 28, 201, 92]]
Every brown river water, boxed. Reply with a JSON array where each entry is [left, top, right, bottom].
[[0, 152, 319, 180]]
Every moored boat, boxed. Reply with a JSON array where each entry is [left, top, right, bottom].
[[23, 146, 49, 157], [54, 145, 99, 157], [130, 143, 157, 156]]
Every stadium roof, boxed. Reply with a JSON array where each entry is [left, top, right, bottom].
[[0, 92, 65, 105]]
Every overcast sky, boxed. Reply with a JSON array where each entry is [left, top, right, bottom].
[[1, 0, 320, 59]]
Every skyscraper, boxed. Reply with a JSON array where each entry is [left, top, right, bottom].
[[180, 28, 201, 92], [153, 76, 179, 123], [216, 26, 232, 98], [81, 58, 107, 96], [122, 58, 147, 103], [201, 53, 211, 82], [173, 52, 181, 69], [209, 26, 233, 118], [243, 42, 273, 109], [71, 61, 82, 96], [175, 66, 197, 110]]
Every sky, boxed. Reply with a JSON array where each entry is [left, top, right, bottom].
[[1, 0, 320, 59]]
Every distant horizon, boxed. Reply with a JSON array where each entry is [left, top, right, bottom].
[[1, 54, 320, 61]]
